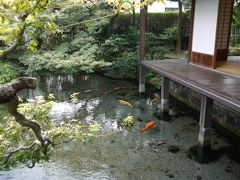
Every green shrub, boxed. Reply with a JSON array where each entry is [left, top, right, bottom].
[[105, 51, 139, 79], [20, 46, 111, 75], [145, 32, 169, 59], [229, 46, 240, 56], [53, 43, 71, 54], [230, 35, 240, 46], [0, 62, 19, 84], [100, 36, 132, 61], [100, 28, 139, 62], [146, 72, 161, 89], [69, 32, 96, 52]]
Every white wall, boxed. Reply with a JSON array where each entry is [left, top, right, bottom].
[[147, 2, 165, 13], [135, 1, 185, 13], [192, 0, 219, 55]]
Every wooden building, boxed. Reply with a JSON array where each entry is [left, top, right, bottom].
[[190, 0, 234, 68], [139, 0, 239, 162]]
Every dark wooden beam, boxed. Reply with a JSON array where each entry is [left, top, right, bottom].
[[139, 2, 147, 93], [188, 0, 196, 63], [140, 3, 147, 61], [214, 0, 234, 68]]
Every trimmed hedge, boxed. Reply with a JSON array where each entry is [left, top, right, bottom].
[[114, 11, 191, 35]]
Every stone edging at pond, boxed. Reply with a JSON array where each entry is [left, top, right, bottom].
[[169, 81, 240, 139]]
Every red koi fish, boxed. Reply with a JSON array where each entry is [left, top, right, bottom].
[[139, 121, 156, 133]]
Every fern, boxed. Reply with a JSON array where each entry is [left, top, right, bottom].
[[0, 62, 19, 84]]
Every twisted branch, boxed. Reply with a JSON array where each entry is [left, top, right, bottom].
[[8, 95, 52, 155], [0, 77, 52, 166]]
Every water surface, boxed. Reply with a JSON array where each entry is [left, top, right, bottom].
[[1, 74, 240, 180]]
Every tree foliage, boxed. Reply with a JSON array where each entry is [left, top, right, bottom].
[[20, 1, 171, 78], [231, 1, 240, 46], [0, 0, 57, 59], [20, 31, 111, 75]]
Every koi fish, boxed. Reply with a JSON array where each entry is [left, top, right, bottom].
[[84, 89, 97, 93], [150, 98, 158, 103], [101, 91, 109, 95], [118, 100, 133, 107], [139, 121, 156, 132], [113, 86, 127, 91], [70, 92, 80, 97]]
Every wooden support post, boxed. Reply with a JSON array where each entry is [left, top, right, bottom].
[[140, 2, 147, 62], [139, 65, 146, 93], [139, 2, 147, 93], [188, 0, 196, 63], [198, 96, 213, 163], [160, 76, 169, 115]]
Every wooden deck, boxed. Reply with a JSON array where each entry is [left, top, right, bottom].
[[141, 59, 240, 112], [140, 59, 240, 162], [216, 61, 240, 76]]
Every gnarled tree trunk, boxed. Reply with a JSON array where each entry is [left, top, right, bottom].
[[0, 77, 51, 157]]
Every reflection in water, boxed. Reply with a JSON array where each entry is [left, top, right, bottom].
[[49, 102, 82, 122], [2, 74, 240, 180]]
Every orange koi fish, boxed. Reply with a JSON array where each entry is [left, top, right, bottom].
[[139, 121, 156, 133]]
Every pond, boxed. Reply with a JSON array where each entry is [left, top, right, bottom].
[[1, 74, 240, 180]]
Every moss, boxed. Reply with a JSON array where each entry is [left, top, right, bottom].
[[169, 95, 199, 119], [0, 105, 8, 119], [186, 145, 221, 163], [212, 122, 240, 140], [220, 146, 240, 163], [168, 146, 180, 153], [153, 112, 161, 120], [186, 145, 198, 161], [169, 93, 199, 112]]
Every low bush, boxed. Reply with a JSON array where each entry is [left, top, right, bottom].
[[229, 46, 240, 56], [0, 62, 20, 84], [104, 51, 139, 79], [20, 49, 111, 75], [20, 31, 111, 75]]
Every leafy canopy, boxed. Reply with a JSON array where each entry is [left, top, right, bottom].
[[0, 0, 57, 56]]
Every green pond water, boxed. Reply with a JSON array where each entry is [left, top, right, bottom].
[[1, 74, 240, 180]]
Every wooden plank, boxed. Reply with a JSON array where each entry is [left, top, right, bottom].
[[141, 60, 240, 112]]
